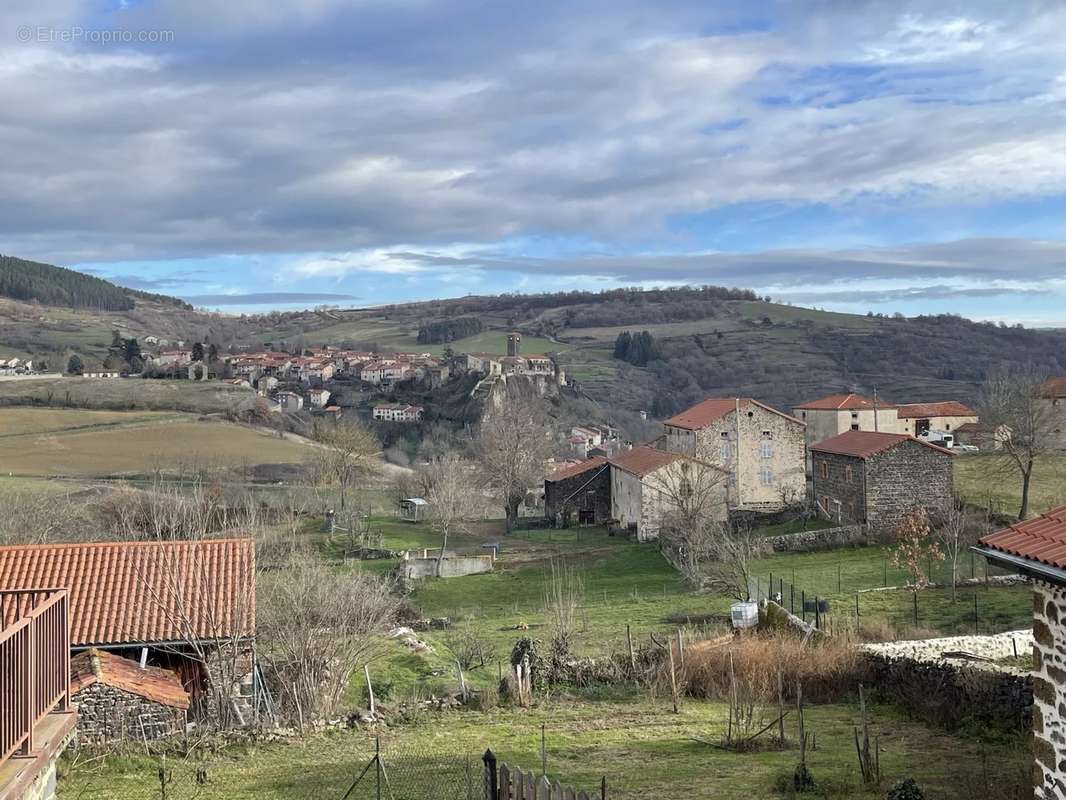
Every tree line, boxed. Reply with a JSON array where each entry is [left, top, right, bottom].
[[417, 316, 483, 344]]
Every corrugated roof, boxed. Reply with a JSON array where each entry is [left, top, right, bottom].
[[794, 393, 895, 411], [663, 397, 802, 430], [980, 505, 1066, 571], [810, 430, 954, 459], [895, 401, 976, 418], [71, 649, 190, 710], [546, 456, 608, 482], [609, 446, 681, 478], [0, 538, 255, 647]]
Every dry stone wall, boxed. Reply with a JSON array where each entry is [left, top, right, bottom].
[[74, 683, 186, 745], [1032, 581, 1066, 799]]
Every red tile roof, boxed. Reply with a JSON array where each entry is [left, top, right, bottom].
[[546, 456, 608, 482], [0, 538, 255, 647], [1040, 378, 1066, 398], [810, 430, 954, 459], [793, 393, 895, 411], [980, 505, 1066, 571], [895, 401, 976, 418], [71, 649, 190, 710], [609, 446, 681, 478], [663, 397, 802, 430]]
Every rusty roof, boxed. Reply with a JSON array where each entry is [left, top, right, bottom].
[[609, 446, 681, 478], [71, 649, 191, 710], [1040, 377, 1066, 398], [546, 456, 609, 482], [793, 393, 896, 411], [810, 430, 954, 459], [895, 401, 976, 418], [980, 506, 1066, 571], [0, 538, 255, 647], [663, 397, 802, 430]]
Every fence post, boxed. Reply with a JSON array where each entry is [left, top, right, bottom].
[[483, 749, 498, 800], [601, 776, 607, 800], [913, 591, 918, 626], [801, 590, 806, 622], [855, 593, 859, 621], [974, 593, 979, 635]]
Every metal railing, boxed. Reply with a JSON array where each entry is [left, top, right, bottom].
[[0, 588, 71, 764]]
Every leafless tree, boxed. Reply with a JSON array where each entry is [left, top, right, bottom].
[[543, 559, 585, 645], [935, 502, 982, 601], [704, 517, 760, 601], [654, 459, 730, 585], [424, 452, 482, 576], [0, 488, 90, 545], [310, 419, 380, 511], [979, 365, 1056, 519], [477, 395, 555, 533], [257, 554, 399, 724]]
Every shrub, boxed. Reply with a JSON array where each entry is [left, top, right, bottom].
[[886, 779, 925, 800]]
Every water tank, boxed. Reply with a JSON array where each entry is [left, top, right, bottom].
[[730, 601, 759, 630]]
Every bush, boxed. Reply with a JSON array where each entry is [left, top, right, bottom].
[[886, 779, 925, 800]]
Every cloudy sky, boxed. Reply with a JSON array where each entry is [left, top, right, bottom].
[[3, 1, 1066, 324]]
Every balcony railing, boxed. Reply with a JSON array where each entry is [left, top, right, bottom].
[[0, 589, 71, 765]]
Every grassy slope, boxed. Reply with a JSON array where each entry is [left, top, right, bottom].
[[0, 377, 258, 414], [955, 452, 1066, 517]]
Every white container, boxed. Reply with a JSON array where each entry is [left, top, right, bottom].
[[730, 601, 759, 630]]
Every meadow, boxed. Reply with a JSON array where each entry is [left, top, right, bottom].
[[955, 452, 1066, 516]]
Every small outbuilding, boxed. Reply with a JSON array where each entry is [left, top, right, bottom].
[[543, 456, 611, 527], [400, 497, 429, 522], [72, 649, 190, 744]]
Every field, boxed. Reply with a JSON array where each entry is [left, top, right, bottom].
[[58, 698, 1031, 799], [955, 452, 1066, 516], [0, 407, 311, 477], [0, 377, 258, 414]]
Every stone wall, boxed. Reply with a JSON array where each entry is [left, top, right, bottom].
[[400, 554, 494, 580], [544, 464, 611, 526], [811, 451, 867, 524], [1032, 580, 1066, 798], [865, 441, 953, 532], [756, 524, 871, 555], [74, 683, 186, 745]]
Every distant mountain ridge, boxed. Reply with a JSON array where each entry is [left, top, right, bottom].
[[0, 255, 191, 311]]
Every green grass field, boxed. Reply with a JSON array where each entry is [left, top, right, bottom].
[[955, 452, 1066, 516], [59, 698, 1030, 800]]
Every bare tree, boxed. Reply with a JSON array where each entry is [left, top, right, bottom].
[[979, 365, 1056, 519], [892, 508, 943, 590], [477, 395, 555, 533], [0, 489, 90, 545], [543, 559, 584, 645], [257, 554, 399, 724], [424, 452, 482, 576], [654, 459, 730, 585], [310, 419, 380, 511], [936, 502, 982, 601], [704, 517, 760, 601]]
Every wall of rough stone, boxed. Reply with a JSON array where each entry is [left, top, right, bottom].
[[810, 451, 867, 524], [400, 554, 494, 580], [1032, 581, 1066, 798], [865, 442, 953, 532], [74, 683, 186, 745], [756, 524, 871, 555], [544, 465, 611, 525]]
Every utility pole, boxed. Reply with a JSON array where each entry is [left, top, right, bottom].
[[873, 387, 879, 432]]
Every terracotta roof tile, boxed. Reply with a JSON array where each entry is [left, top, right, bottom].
[[71, 649, 190, 710], [980, 505, 1066, 571], [546, 457, 608, 482], [1040, 378, 1066, 398], [810, 430, 954, 459], [895, 401, 976, 418], [0, 538, 255, 647], [664, 397, 802, 430], [794, 393, 895, 411], [609, 446, 681, 478]]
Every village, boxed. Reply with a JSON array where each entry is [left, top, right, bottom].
[[2, 339, 1066, 799]]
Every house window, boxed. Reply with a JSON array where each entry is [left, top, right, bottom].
[[762, 430, 772, 438], [851, 412, 858, 419], [850, 424, 859, 431], [720, 442, 732, 461], [820, 461, 829, 479], [727, 474, 737, 488], [760, 441, 773, 458], [946, 424, 951, 430], [760, 467, 773, 486], [845, 465, 853, 482]]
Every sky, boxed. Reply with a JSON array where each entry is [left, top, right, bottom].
[[2, 2, 1066, 324]]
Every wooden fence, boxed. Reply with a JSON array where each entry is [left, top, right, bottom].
[[482, 750, 605, 800]]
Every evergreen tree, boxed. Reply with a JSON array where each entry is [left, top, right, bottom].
[[613, 331, 632, 359], [192, 342, 205, 362], [123, 337, 141, 363], [208, 343, 219, 362], [66, 354, 84, 375]]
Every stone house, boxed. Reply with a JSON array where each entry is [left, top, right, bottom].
[[71, 649, 190, 745], [1039, 377, 1066, 450], [662, 397, 806, 511], [894, 401, 978, 438], [953, 421, 1008, 451], [372, 403, 424, 422], [809, 431, 954, 531], [274, 390, 303, 411], [0, 538, 257, 727], [543, 456, 611, 527], [975, 505, 1066, 798], [609, 446, 728, 542], [793, 393, 899, 458]]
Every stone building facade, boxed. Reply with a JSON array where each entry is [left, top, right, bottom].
[[662, 397, 806, 511], [543, 457, 611, 526], [810, 431, 953, 532], [977, 506, 1066, 799], [1040, 378, 1066, 451]]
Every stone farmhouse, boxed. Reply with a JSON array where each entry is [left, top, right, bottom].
[[894, 401, 978, 438], [975, 505, 1066, 797], [661, 397, 806, 511], [544, 456, 611, 527], [608, 446, 728, 541], [0, 538, 257, 725], [1040, 377, 1066, 450], [809, 431, 954, 531], [372, 402, 424, 422]]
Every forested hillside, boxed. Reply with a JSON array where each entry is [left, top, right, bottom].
[[0, 255, 141, 310]]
